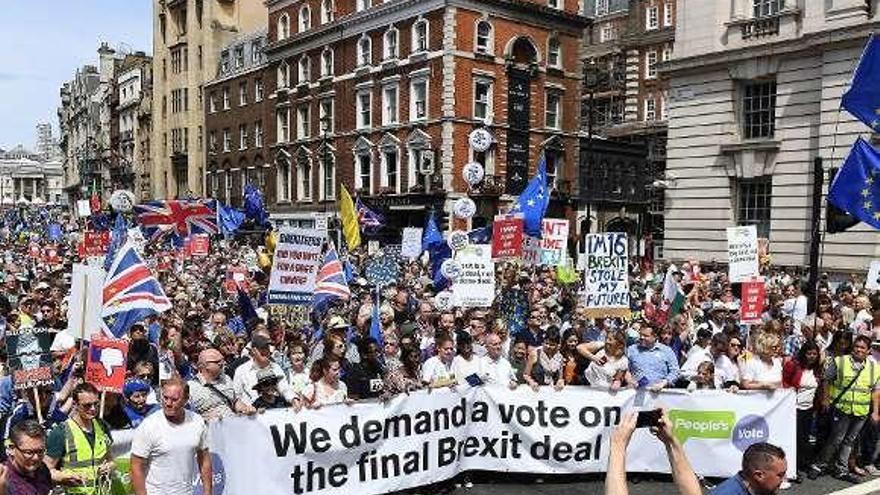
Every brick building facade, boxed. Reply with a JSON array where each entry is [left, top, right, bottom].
[[263, 0, 588, 233]]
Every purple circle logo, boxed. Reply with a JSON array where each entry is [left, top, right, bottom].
[[732, 414, 769, 452], [193, 453, 225, 495]]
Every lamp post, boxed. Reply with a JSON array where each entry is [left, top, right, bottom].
[[583, 59, 600, 237]]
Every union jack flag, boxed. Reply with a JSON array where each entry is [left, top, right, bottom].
[[356, 198, 385, 231], [134, 199, 218, 244], [101, 241, 172, 338], [312, 247, 350, 314]]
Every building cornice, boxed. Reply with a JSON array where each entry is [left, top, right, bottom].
[[661, 21, 880, 77]]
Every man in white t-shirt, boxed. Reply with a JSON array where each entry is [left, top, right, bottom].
[[131, 378, 212, 495], [481, 332, 517, 388]]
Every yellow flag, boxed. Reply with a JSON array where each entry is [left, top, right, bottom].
[[338, 184, 361, 249]]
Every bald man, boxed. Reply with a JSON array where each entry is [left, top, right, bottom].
[[187, 348, 256, 420]]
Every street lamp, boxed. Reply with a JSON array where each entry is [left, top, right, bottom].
[[583, 59, 600, 235]]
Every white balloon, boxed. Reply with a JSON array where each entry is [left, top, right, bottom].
[[453, 197, 477, 219], [434, 290, 455, 310], [468, 128, 494, 153], [109, 190, 136, 212], [462, 162, 485, 186], [440, 259, 462, 281], [448, 230, 470, 251]]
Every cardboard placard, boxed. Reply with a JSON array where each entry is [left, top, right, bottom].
[[740, 279, 766, 325], [491, 215, 523, 259], [727, 226, 759, 283], [86, 338, 129, 393], [267, 228, 324, 305], [401, 228, 423, 259], [452, 245, 495, 308], [5, 327, 54, 390], [583, 233, 630, 318], [189, 234, 210, 257]]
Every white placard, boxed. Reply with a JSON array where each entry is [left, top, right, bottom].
[[867, 261, 880, 290], [727, 226, 759, 283], [583, 233, 630, 317], [76, 200, 91, 218], [521, 219, 568, 267], [452, 244, 495, 307], [67, 263, 106, 340], [267, 228, 324, 305], [401, 228, 423, 259]]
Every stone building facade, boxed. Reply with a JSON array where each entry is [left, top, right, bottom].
[[112, 52, 153, 199]]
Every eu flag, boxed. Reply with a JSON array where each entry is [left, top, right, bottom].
[[827, 137, 880, 230], [369, 289, 384, 348], [243, 183, 270, 227], [510, 153, 550, 238], [842, 35, 880, 130], [218, 202, 245, 236], [422, 212, 451, 290]]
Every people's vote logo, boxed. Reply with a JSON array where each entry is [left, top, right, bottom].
[[731, 414, 769, 452], [193, 453, 225, 495]]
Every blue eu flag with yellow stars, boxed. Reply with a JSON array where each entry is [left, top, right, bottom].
[[828, 137, 880, 230], [842, 35, 880, 130], [510, 153, 550, 239]]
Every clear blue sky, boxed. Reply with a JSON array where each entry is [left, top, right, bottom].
[[0, 0, 151, 150]]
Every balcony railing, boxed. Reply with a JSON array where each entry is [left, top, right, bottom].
[[741, 15, 780, 39], [469, 175, 505, 196]]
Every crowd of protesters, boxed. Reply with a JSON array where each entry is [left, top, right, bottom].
[[0, 207, 879, 494]]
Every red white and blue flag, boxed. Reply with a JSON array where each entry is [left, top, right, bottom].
[[135, 199, 218, 244], [312, 247, 350, 314], [101, 241, 172, 338]]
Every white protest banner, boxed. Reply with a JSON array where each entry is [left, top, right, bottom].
[[401, 228, 423, 259], [452, 244, 494, 307], [867, 260, 880, 291], [67, 263, 105, 340], [583, 233, 630, 318], [206, 387, 795, 495], [727, 225, 759, 283], [268, 228, 324, 305], [539, 219, 568, 266], [522, 235, 540, 266]]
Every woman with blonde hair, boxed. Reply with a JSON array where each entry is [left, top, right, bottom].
[[578, 330, 629, 390], [740, 331, 783, 391]]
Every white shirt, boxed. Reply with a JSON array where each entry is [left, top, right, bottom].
[[421, 356, 455, 386], [480, 355, 515, 385], [232, 359, 294, 405], [583, 350, 628, 388], [680, 347, 711, 380], [740, 356, 783, 384], [131, 410, 209, 495], [452, 355, 484, 386]]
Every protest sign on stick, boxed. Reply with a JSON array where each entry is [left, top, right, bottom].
[[67, 264, 105, 341], [452, 245, 495, 307], [267, 228, 324, 305], [491, 215, 523, 260], [740, 278, 765, 325], [727, 226, 759, 283], [401, 228, 423, 259], [583, 233, 630, 318], [86, 338, 129, 394], [5, 327, 54, 391]]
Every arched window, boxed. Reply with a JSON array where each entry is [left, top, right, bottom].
[[547, 37, 561, 68], [277, 13, 290, 41], [276, 153, 291, 202], [277, 61, 290, 89], [321, 48, 334, 77], [475, 20, 492, 54], [320, 0, 334, 24], [298, 56, 311, 84], [299, 5, 311, 32], [384, 26, 399, 60], [357, 35, 372, 67], [296, 148, 312, 201], [412, 18, 429, 53], [318, 146, 336, 200]]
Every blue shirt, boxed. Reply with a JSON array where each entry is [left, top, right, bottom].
[[626, 342, 681, 386], [709, 474, 749, 495], [0, 376, 14, 416]]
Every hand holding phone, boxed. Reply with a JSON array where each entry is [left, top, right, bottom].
[[635, 409, 662, 428]]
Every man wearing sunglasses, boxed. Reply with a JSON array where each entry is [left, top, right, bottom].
[[44, 383, 115, 494]]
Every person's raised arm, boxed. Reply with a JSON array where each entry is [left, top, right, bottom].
[[653, 409, 701, 495], [605, 412, 637, 495]]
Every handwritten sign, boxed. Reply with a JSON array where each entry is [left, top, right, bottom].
[[740, 279, 765, 325], [727, 226, 759, 283], [583, 233, 630, 318], [268, 228, 324, 305], [452, 245, 495, 307], [86, 338, 129, 393], [401, 228, 423, 259], [491, 215, 523, 259], [539, 219, 568, 266]]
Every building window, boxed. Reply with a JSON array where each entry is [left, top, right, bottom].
[[278, 13, 290, 40], [356, 152, 372, 193], [547, 37, 561, 69], [357, 90, 372, 129], [298, 56, 311, 84], [255, 121, 263, 147], [473, 78, 493, 121], [357, 36, 372, 67], [210, 172, 219, 199], [356, 0, 370, 12], [662, 45, 672, 62], [382, 84, 399, 125], [209, 93, 217, 113], [252, 40, 262, 63], [222, 88, 230, 110], [320, 0, 334, 24], [412, 19, 428, 53], [321, 48, 334, 77], [545, 92, 561, 129], [239, 124, 248, 150], [277, 109, 290, 143], [753, 0, 783, 18], [222, 128, 231, 152], [297, 105, 311, 139], [209, 131, 217, 153], [645, 50, 658, 79], [411, 79, 427, 121], [664, 2, 673, 26], [382, 149, 399, 192], [277, 157, 291, 202], [239, 82, 247, 106], [255, 79, 264, 102], [299, 5, 311, 32], [644, 97, 656, 121], [297, 157, 312, 201], [234, 46, 245, 68], [737, 176, 772, 237], [475, 21, 492, 54], [595, 0, 609, 16], [600, 24, 617, 42], [384, 27, 399, 60], [320, 99, 334, 132], [321, 153, 335, 200], [277, 62, 290, 89], [547, 0, 561, 10], [742, 80, 776, 139], [646, 6, 659, 30], [545, 149, 563, 189]]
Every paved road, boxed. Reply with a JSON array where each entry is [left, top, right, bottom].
[[426, 472, 877, 495]]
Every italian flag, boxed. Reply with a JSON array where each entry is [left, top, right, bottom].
[[661, 265, 686, 319]]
